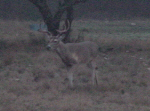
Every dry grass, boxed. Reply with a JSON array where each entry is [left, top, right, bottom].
[[1, 19, 150, 111]]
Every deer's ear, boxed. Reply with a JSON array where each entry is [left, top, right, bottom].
[[45, 33, 53, 40]]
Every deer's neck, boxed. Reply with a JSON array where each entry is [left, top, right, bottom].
[[56, 41, 76, 66], [56, 41, 68, 55]]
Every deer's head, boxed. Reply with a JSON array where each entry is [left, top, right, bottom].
[[45, 33, 64, 50], [38, 20, 70, 51]]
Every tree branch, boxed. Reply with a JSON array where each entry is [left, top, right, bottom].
[[28, 0, 88, 40], [54, 0, 87, 20], [28, 0, 47, 8], [74, 0, 87, 5], [28, 0, 57, 33]]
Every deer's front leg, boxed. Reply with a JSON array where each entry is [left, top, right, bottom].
[[67, 66, 74, 88], [68, 72, 73, 87], [67, 65, 78, 88], [91, 60, 98, 86]]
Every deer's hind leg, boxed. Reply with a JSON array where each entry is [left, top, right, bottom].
[[90, 60, 98, 86]]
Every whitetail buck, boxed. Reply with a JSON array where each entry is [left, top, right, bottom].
[[38, 20, 99, 88]]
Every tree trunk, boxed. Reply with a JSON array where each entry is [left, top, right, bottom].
[[62, 6, 74, 43], [28, 0, 87, 42]]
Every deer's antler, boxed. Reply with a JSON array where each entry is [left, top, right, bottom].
[[56, 20, 70, 35]]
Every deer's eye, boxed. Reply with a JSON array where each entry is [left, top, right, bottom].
[[53, 39, 58, 43]]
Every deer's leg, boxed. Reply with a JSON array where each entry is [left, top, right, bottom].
[[91, 60, 98, 86], [67, 65, 78, 87], [68, 72, 73, 87], [67, 66, 75, 87]]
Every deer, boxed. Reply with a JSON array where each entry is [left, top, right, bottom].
[[38, 20, 99, 88]]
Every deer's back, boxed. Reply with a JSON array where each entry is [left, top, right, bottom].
[[66, 41, 98, 63]]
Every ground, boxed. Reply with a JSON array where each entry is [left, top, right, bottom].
[[0, 19, 150, 111]]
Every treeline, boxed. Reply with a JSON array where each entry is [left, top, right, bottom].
[[0, 0, 150, 20]]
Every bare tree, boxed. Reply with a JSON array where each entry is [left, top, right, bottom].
[[28, 0, 87, 43]]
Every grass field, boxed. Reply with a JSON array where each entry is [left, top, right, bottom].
[[1, 19, 150, 111]]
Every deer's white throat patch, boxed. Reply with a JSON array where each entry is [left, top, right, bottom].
[[72, 53, 79, 61]]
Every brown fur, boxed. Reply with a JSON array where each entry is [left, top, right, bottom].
[[47, 38, 99, 87]]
